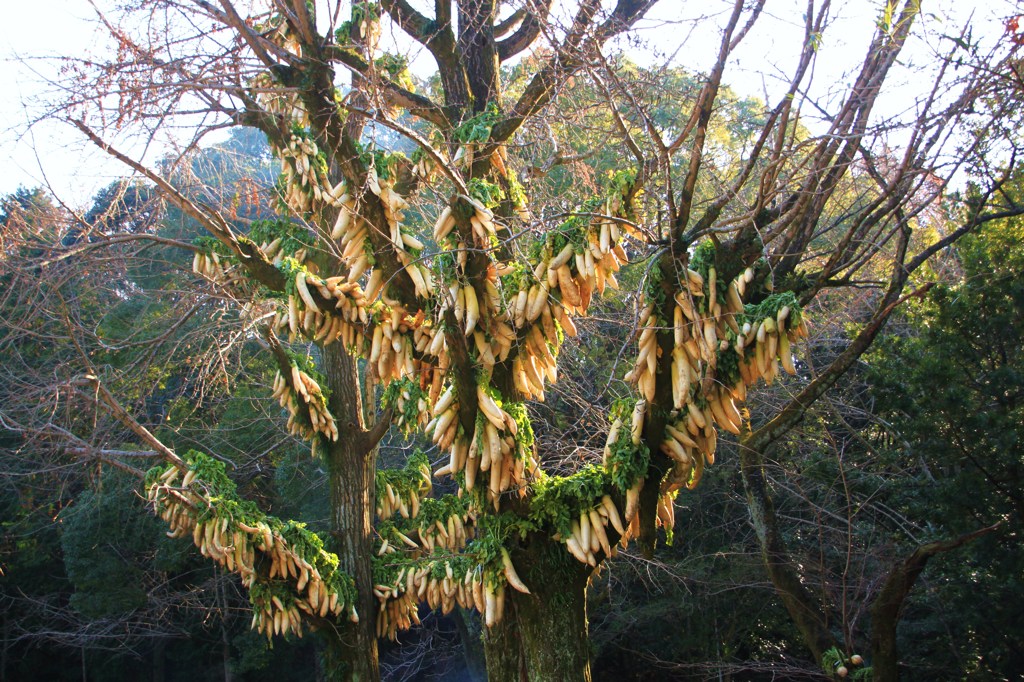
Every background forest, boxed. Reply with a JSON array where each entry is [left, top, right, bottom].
[[1, 1, 1023, 681]]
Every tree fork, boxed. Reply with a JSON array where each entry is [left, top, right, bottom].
[[869, 523, 1000, 682]]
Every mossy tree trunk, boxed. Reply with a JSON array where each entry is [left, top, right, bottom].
[[484, 533, 593, 682]]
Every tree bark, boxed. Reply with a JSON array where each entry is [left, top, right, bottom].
[[2, 610, 8, 682], [483, 614, 527, 682], [869, 524, 999, 682], [484, 533, 593, 682], [739, 445, 837, 663], [216, 570, 234, 682], [321, 344, 380, 682], [457, 0, 500, 112]]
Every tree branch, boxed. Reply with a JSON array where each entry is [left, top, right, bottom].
[[325, 46, 450, 128], [870, 522, 1001, 681], [491, 0, 657, 143], [381, 0, 435, 46], [73, 375, 186, 471], [496, 1, 550, 61], [72, 120, 287, 292], [38, 234, 200, 267]]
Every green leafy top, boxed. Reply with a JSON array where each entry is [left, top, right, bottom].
[[455, 102, 501, 145], [468, 177, 503, 209], [715, 335, 743, 388], [413, 493, 471, 536], [249, 217, 315, 256], [506, 173, 528, 209], [370, 149, 407, 181], [529, 465, 614, 540], [548, 200, 601, 256], [376, 449, 432, 511], [504, 402, 535, 454], [607, 167, 638, 197], [643, 262, 667, 309], [689, 239, 718, 285], [191, 235, 231, 258], [381, 378, 432, 435], [743, 290, 802, 329]]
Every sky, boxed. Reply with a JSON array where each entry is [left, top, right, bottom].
[[0, 0, 1014, 207], [0, 1, 117, 205]]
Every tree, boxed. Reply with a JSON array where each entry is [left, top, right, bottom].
[[865, 187, 1024, 678], [7, 1, 1022, 680]]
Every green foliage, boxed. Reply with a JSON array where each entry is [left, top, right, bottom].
[[467, 176, 503, 208], [529, 465, 615, 540], [375, 53, 413, 90], [455, 102, 501, 144], [605, 400, 651, 491], [376, 449, 432, 508], [822, 647, 871, 680], [865, 213, 1024, 677], [689, 239, 718, 285], [498, 259, 532, 292], [250, 217, 315, 256], [504, 402, 535, 453], [369, 148, 407, 181], [643, 260, 667, 308], [715, 334, 743, 388], [743, 290, 802, 329], [606, 167, 637, 198], [381, 378, 432, 435], [548, 198, 604, 256], [470, 512, 537, 585], [413, 493, 471, 537], [506, 172, 528, 209]]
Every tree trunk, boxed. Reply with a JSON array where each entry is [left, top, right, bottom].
[[216, 570, 234, 682], [869, 524, 999, 682], [2, 610, 8, 682], [484, 534, 593, 682], [321, 344, 380, 682], [483, 613, 526, 682], [739, 445, 837, 664]]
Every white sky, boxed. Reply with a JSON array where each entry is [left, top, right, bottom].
[[0, 1, 115, 206], [0, 0, 1014, 207]]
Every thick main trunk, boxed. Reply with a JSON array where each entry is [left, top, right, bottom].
[[321, 344, 380, 682], [484, 535, 593, 682], [483, 613, 527, 682], [216, 571, 234, 682], [869, 613, 899, 682]]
